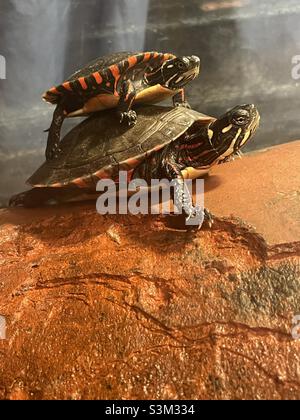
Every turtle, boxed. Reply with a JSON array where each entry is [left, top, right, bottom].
[[10, 104, 260, 228], [43, 51, 201, 161]]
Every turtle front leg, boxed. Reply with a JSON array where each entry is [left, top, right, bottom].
[[117, 80, 137, 127], [173, 177, 213, 228], [162, 157, 212, 228], [45, 101, 66, 161], [173, 89, 191, 109]]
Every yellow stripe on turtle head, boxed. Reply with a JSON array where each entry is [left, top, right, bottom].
[[240, 130, 251, 146], [222, 124, 233, 133], [208, 129, 214, 141]]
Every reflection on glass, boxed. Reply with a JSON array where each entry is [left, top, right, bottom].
[[0, 0, 299, 206]]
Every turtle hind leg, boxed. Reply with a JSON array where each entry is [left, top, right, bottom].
[[117, 80, 137, 127], [9, 188, 53, 208], [9, 188, 70, 208], [9, 187, 87, 208], [45, 101, 66, 161]]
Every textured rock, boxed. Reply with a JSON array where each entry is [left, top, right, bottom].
[[0, 142, 299, 400]]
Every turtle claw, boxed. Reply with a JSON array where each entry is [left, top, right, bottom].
[[185, 207, 214, 230], [119, 110, 137, 127], [185, 205, 205, 229], [204, 208, 214, 228], [174, 101, 191, 109]]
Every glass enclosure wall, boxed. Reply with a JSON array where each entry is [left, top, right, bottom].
[[0, 0, 300, 206]]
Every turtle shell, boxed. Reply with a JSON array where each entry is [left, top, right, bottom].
[[28, 105, 214, 189], [43, 51, 176, 112]]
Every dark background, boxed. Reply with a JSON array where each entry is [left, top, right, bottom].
[[0, 0, 300, 207]]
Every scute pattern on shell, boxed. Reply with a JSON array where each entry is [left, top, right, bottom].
[[67, 52, 137, 81], [28, 106, 213, 189]]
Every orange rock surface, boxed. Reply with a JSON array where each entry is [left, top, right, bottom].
[[0, 142, 299, 400], [205, 141, 300, 245]]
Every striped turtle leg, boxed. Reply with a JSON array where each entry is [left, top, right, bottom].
[[161, 153, 212, 229], [117, 80, 137, 127], [172, 89, 191, 109], [45, 101, 66, 161]]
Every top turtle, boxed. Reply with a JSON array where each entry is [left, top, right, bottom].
[[43, 51, 201, 161]]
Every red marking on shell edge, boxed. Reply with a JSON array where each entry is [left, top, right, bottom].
[[62, 82, 72, 91], [93, 72, 103, 84], [78, 77, 88, 90], [109, 64, 120, 77], [49, 87, 60, 95], [143, 52, 151, 62], [114, 169, 134, 184], [110, 64, 121, 93], [126, 158, 141, 167], [72, 178, 87, 188], [128, 56, 138, 68], [94, 170, 110, 179]]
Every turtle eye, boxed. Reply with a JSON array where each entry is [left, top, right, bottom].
[[236, 116, 246, 124], [176, 61, 186, 70], [232, 111, 250, 126]]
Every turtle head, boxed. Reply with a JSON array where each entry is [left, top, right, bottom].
[[208, 104, 260, 159], [144, 55, 200, 89], [161, 56, 200, 89]]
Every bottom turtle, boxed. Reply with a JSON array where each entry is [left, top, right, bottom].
[[10, 104, 260, 227]]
